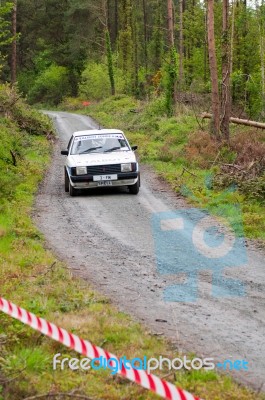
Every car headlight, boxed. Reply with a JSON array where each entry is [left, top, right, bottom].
[[76, 166, 87, 175], [121, 163, 132, 172]]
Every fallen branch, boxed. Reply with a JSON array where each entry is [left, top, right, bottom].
[[10, 150, 17, 166], [180, 167, 197, 177], [209, 162, 242, 170], [43, 261, 56, 276], [201, 112, 265, 129]]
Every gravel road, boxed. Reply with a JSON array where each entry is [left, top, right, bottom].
[[34, 111, 265, 391]]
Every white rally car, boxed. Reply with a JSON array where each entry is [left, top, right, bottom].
[[61, 129, 140, 196]]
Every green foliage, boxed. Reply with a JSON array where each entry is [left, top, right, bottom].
[[60, 96, 85, 111], [183, 0, 207, 87], [148, 2, 164, 71], [219, 146, 237, 164], [79, 61, 125, 101], [0, 1, 14, 76], [27, 64, 70, 106], [12, 105, 54, 136], [231, 70, 264, 118], [0, 120, 21, 199], [165, 47, 178, 117], [79, 62, 110, 101], [17, 70, 36, 95], [106, 30, 115, 96], [7, 0, 265, 121], [0, 83, 54, 200], [214, 173, 265, 204], [0, 2, 13, 46], [246, 72, 263, 118], [117, 0, 133, 92], [231, 69, 245, 104], [145, 96, 167, 117], [0, 83, 54, 136]]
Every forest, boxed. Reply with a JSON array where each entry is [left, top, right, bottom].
[[0, 0, 264, 123]]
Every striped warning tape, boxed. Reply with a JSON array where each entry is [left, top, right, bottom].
[[0, 297, 202, 400]]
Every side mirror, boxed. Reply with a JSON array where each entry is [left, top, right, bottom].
[[61, 150, 69, 155], [131, 145, 138, 151]]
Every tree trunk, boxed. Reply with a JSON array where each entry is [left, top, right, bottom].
[[260, 32, 265, 118], [106, 30, 115, 95], [204, 7, 208, 83], [11, 0, 17, 85], [201, 112, 265, 129], [132, 13, 139, 96], [167, 0, 177, 112], [107, 0, 111, 33], [102, 0, 115, 96], [114, 0, 118, 44], [220, 0, 231, 140], [142, 0, 148, 72], [230, 0, 235, 76], [207, 0, 220, 139], [242, 0, 248, 80], [258, 0, 265, 117], [167, 0, 174, 47], [179, 0, 184, 89]]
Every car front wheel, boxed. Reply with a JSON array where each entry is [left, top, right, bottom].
[[69, 181, 78, 196], [128, 179, 140, 195], [64, 168, 69, 192]]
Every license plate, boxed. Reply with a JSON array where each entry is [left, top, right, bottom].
[[97, 181, 113, 186], [93, 174, 117, 181]]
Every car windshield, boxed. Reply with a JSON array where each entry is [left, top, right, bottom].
[[70, 134, 130, 155]]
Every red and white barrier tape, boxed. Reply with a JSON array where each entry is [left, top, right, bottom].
[[0, 297, 202, 400]]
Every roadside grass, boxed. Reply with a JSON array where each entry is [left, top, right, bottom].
[[0, 104, 264, 399], [68, 95, 265, 242]]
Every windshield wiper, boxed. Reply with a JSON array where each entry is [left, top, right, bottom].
[[104, 146, 121, 153], [80, 146, 102, 154]]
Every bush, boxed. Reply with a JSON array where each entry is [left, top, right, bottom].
[[145, 96, 167, 117], [214, 173, 265, 203], [231, 70, 264, 119], [17, 70, 36, 96], [0, 83, 54, 136], [245, 72, 263, 119], [0, 119, 23, 199], [0, 84, 54, 201], [213, 131, 265, 203], [230, 130, 265, 166], [185, 131, 219, 167], [27, 65, 71, 106], [78, 61, 126, 101], [60, 97, 85, 111]]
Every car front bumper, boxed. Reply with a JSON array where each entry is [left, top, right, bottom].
[[69, 172, 139, 189]]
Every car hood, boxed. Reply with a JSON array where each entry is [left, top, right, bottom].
[[67, 151, 136, 166]]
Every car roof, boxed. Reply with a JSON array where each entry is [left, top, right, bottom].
[[72, 129, 124, 137]]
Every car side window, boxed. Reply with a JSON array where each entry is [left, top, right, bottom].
[[67, 136, 73, 150]]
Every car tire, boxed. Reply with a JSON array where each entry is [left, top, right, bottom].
[[69, 181, 78, 197], [128, 179, 140, 195], [64, 168, 69, 192]]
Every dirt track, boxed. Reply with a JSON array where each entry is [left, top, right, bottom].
[[34, 111, 265, 391]]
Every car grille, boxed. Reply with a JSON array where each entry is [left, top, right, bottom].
[[86, 164, 121, 175]]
